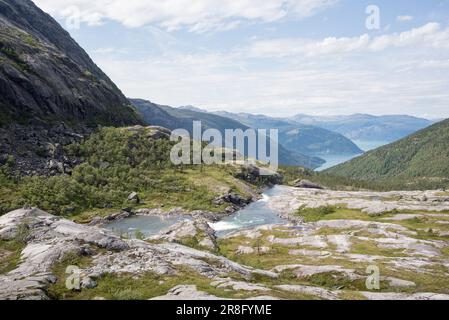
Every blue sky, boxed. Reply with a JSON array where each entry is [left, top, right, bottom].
[[34, 0, 449, 118]]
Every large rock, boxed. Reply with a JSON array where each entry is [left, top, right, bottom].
[[151, 285, 226, 300], [293, 179, 324, 190], [127, 192, 140, 204], [147, 218, 218, 251]]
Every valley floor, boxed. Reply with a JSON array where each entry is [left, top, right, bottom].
[[1, 187, 449, 300]]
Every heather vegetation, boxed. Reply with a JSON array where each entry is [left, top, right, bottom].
[[0, 127, 262, 217]]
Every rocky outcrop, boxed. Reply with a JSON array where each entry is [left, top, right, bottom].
[[266, 187, 449, 218], [151, 285, 227, 300], [276, 285, 449, 300], [236, 164, 283, 186], [0, 208, 276, 300], [127, 192, 140, 205], [293, 179, 324, 190], [0, 122, 86, 176], [147, 219, 218, 251]]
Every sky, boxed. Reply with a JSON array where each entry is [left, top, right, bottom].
[[33, 0, 449, 119]]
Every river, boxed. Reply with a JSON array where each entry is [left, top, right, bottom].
[[104, 186, 289, 238]]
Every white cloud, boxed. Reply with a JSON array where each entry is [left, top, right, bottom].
[[33, 0, 338, 32], [397, 15, 414, 22], [74, 20, 449, 118], [29, 0, 449, 118], [93, 46, 449, 118], [245, 23, 449, 57]]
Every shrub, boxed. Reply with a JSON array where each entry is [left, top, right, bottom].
[[296, 206, 337, 222]]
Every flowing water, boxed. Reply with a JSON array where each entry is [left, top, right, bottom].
[[210, 185, 289, 237], [104, 186, 289, 238]]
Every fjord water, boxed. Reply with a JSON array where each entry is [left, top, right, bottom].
[[315, 153, 362, 171], [210, 185, 289, 237], [353, 140, 391, 152], [105, 215, 192, 238], [315, 140, 391, 171]]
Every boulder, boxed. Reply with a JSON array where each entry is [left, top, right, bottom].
[[293, 179, 324, 189], [127, 192, 140, 204], [81, 277, 97, 289], [151, 285, 226, 300], [237, 164, 284, 185], [220, 193, 251, 207]]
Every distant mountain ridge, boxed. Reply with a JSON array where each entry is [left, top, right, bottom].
[[292, 113, 432, 143], [130, 98, 324, 169], [326, 118, 449, 186], [215, 111, 363, 157]]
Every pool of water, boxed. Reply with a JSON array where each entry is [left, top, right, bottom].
[[104, 186, 289, 239], [210, 185, 289, 237], [104, 215, 192, 238]]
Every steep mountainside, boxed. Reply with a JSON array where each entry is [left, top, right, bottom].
[[0, 0, 141, 126], [326, 119, 449, 183], [0, 0, 143, 176], [131, 99, 324, 169], [215, 111, 363, 156], [293, 114, 432, 143]]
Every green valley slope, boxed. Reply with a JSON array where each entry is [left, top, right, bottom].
[[326, 119, 449, 188]]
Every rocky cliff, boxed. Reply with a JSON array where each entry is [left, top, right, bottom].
[[0, 0, 144, 175], [0, 0, 142, 126]]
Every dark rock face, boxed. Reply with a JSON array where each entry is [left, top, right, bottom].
[[0, 0, 142, 126], [0, 121, 86, 175], [0, 0, 145, 175]]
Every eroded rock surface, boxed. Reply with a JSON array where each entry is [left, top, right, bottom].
[[1, 186, 449, 301], [268, 187, 449, 218], [0, 208, 274, 300]]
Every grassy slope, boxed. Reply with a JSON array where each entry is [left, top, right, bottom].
[[325, 119, 449, 189]]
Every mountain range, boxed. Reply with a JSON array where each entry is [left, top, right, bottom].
[[292, 114, 433, 144], [214, 111, 363, 156], [0, 0, 443, 182], [131, 99, 324, 169]]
